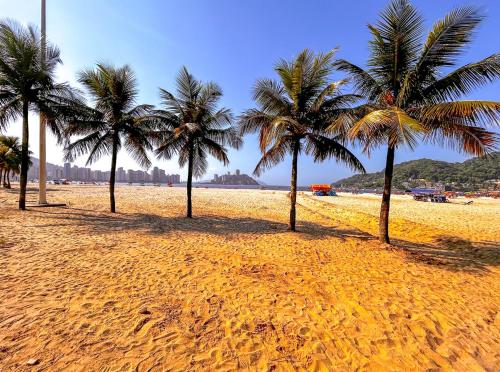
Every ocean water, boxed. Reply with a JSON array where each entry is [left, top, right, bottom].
[[115, 182, 310, 191]]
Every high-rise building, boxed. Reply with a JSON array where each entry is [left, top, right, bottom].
[[70, 166, 78, 180], [64, 163, 71, 179], [27, 165, 39, 180], [152, 167, 160, 183], [128, 169, 136, 183], [159, 169, 166, 183], [81, 167, 91, 181], [117, 167, 126, 182], [165, 174, 181, 184], [102, 171, 110, 182]]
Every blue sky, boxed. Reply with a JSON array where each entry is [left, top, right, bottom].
[[1, 0, 499, 185]]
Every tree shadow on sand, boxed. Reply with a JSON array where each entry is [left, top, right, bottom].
[[30, 207, 373, 242], [2, 186, 61, 194], [300, 195, 499, 273], [392, 236, 500, 274], [22, 206, 500, 274]]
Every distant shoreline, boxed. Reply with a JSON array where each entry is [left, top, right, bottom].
[[119, 182, 310, 191], [32, 180, 310, 191]]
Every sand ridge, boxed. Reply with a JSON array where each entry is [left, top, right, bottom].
[[0, 185, 499, 370]]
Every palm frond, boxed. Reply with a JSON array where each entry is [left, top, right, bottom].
[[64, 131, 112, 165], [0, 97, 21, 131], [417, 6, 483, 72], [425, 122, 498, 156], [333, 60, 382, 100], [349, 108, 426, 151], [175, 66, 201, 104], [422, 54, 500, 102], [200, 137, 230, 166], [311, 80, 346, 111], [414, 101, 500, 127], [238, 109, 273, 135], [204, 107, 233, 129], [192, 145, 208, 178], [198, 81, 223, 114], [127, 104, 155, 118], [124, 133, 152, 169], [155, 131, 187, 160], [368, 0, 423, 87], [305, 133, 366, 173], [206, 127, 242, 149], [79, 63, 138, 114], [258, 116, 299, 152], [253, 135, 293, 176], [159, 88, 185, 117], [388, 108, 426, 149], [327, 104, 379, 137], [252, 79, 291, 115]]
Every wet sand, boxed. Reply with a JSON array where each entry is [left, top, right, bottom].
[[0, 185, 499, 370]]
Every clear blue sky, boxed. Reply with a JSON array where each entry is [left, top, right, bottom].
[[1, 0, 499, 185]]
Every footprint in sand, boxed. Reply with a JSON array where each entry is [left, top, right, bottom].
[[102, 300, 117, 312], [133, 317, 151, 334], [299, 326, 311, 337], [81, 302, 92, 309]]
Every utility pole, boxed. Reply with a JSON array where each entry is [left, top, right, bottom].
[[38, 0, 47, 204]]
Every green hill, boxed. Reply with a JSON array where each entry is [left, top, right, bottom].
[[332, 152, 500, 191]]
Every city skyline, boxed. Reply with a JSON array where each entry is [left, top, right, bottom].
[[26, 158, 181, 184]]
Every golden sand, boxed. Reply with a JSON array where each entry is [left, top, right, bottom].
[[0, 185, 499, 370]]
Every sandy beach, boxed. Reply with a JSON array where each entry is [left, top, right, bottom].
[[0, 185, 499, 370]]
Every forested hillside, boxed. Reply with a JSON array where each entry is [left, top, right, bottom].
[[333, 152, 500, 190]]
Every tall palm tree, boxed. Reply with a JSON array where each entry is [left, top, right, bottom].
[[239, 49, 365, 231], [154, 67, 242, 218], [0, 20, 82, 209], [64, 64, 155, 213], [334, 0, 500, 244]]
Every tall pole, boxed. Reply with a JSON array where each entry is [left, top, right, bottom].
[[38, 0, 47, 204]]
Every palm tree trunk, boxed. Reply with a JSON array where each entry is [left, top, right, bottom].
[[109, 133, 118, 213], [379, 145, 395, 244], [186, 145, 194, 218], [289, 140, 300, 231], [7, 171, 11, 188], [19, 100, 29, 210], [2, 170, 6, 188], [0, 169, 3, 187]]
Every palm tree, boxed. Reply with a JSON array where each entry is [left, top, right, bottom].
[[154, 67, 242, 218], [239, 49, 365, 231], [4, 148, 28, 189], [0, 20, 82, 209], [0, 135, 23, 188], [64, 64, 155, 213], [334, 0, 500, 244], [0, 144, 8, 187]]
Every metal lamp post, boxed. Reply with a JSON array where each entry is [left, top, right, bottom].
[[38, 0, 47, 204]]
